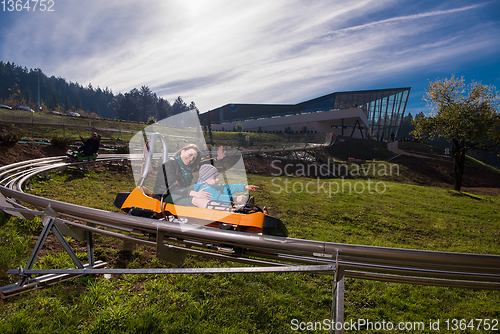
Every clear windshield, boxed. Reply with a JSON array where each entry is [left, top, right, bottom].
[[128, 109, 248, 209]]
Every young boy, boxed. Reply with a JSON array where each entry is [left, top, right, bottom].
[[193, 164, 259, 204]]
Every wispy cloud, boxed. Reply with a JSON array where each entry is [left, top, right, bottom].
[[331, 3, 484, 34]]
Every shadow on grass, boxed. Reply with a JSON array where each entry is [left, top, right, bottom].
[[61, 169, 89, 182], [448, 190, 485, 201]]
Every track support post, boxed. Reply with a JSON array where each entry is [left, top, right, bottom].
[[155, 228, 188, 267], [331, 250, 345, 334], [1, 214, 106, 299], [16, 215, 84, 286], [86, 231, 95, 267]]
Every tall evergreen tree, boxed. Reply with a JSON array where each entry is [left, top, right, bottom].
[[47, 90, 59, 110], [157, 97, 172, 120], [63, 95, 71, 112], [116, 89, 140, 121], [172, 96, 187, 116], [74, 97, 82, 111], [139, 85, 155, 121], [398, 113, 415, 140]]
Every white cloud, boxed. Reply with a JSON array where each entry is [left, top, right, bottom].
[[331, 3, 484, 34], [1, 0, 498, 112]]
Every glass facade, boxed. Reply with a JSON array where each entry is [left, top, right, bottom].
[[298, 88, 410, 140], [364, 89, 410, 141], [201, 87, 410, 141]]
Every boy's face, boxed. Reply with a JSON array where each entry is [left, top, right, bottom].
[[206, 175, 219, 185]]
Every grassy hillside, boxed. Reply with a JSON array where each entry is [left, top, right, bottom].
[[0, 110, 319, 150], [0, 109, 146, 145], [319, 138, 500, 191], [325, 137, 395, 161], [1, 165, 499, 333]]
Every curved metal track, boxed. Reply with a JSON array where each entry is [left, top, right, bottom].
[[0, 153, 499, 294]]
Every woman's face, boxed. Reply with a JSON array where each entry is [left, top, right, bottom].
[[180, 148, 198, 166]]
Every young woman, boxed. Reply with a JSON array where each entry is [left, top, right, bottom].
[[153, 144, 225, 206]]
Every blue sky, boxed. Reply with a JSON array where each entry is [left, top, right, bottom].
[[1, 0, 499, 116]]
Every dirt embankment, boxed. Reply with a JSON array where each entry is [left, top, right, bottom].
[[0, 142, 68, 166]]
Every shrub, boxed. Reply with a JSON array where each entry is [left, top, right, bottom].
[[115, 145, 129, 154], [50, 135, 74, 149], [0, 130, 23, 146]]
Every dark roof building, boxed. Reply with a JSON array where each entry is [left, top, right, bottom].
[[200, 87, 410, 141]]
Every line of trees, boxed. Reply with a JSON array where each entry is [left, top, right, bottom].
[[115, 86, 198, 123], [0, 61, 197, 122], [0, 61, 117, 118]]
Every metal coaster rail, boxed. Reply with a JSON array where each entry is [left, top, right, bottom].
[[0, 150, 499, 333]]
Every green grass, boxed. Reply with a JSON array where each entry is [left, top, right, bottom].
[[1, 167, 499, 333], [28, 168, 135, 212], [250, 174, 499, 254], [398, 141, 447, 154]]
